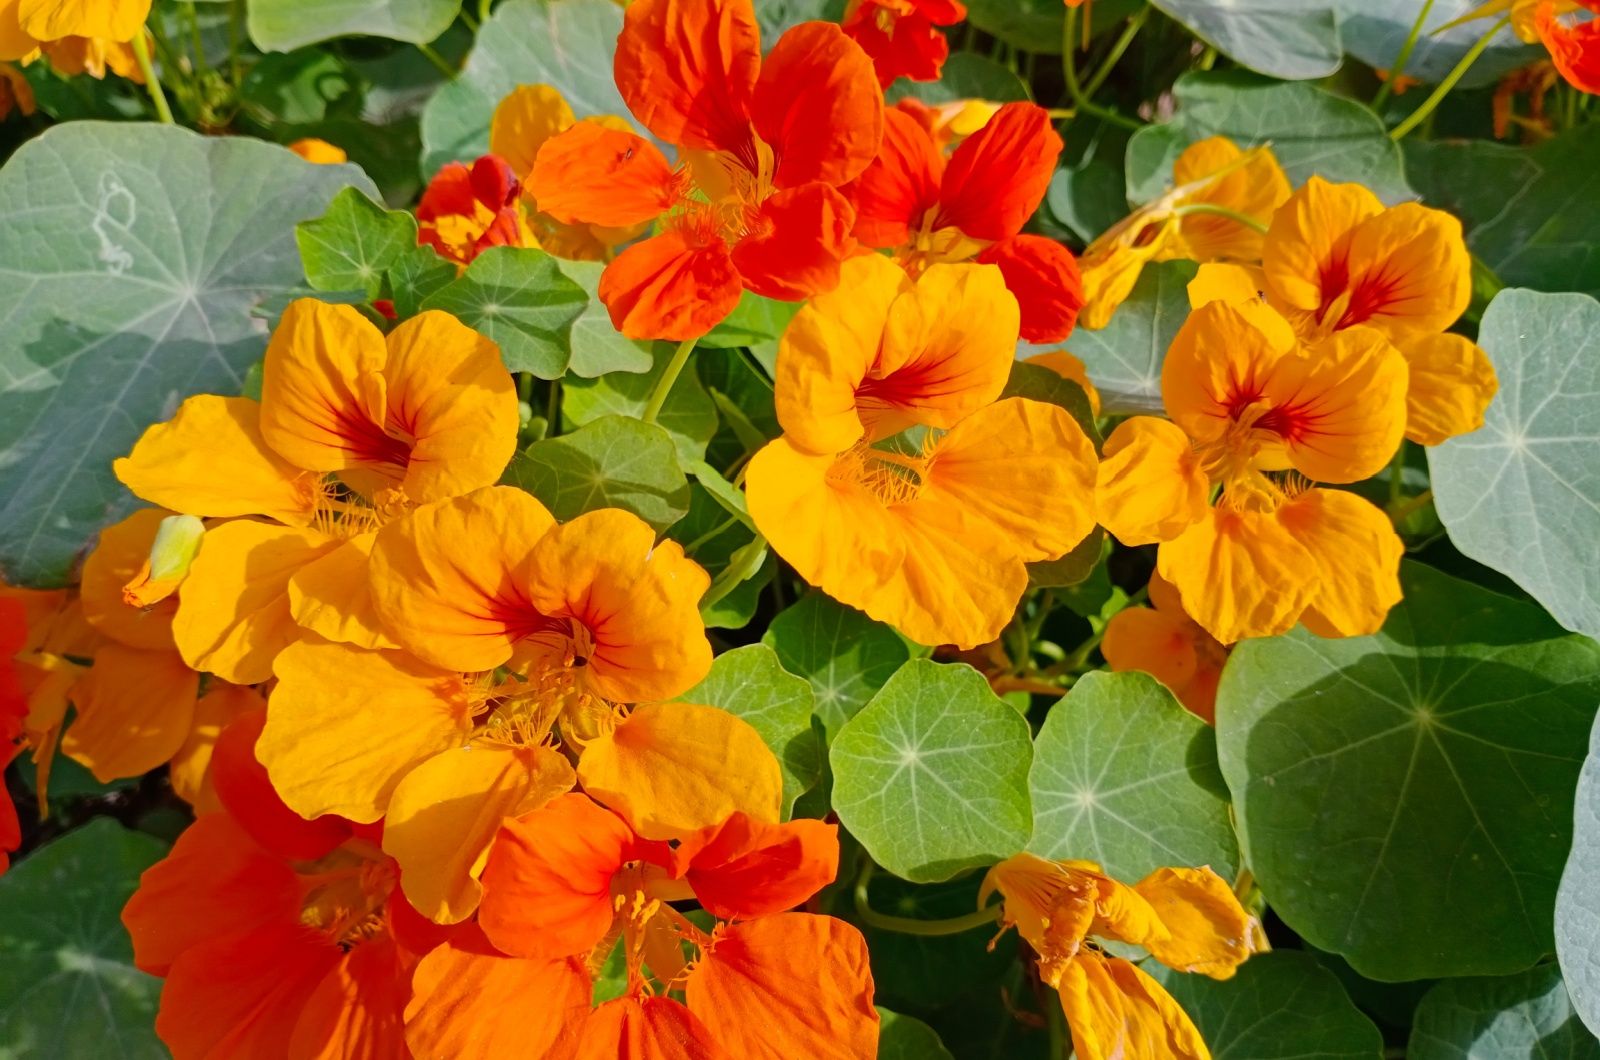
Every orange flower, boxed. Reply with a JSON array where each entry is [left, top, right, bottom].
[[747, 256, 1098, 648], [891, 96, 1001, 150], [982, 853, 1252, 1060], [417, 153, 532, 267], [1096, 294, 1408, 643], [0, 0, 150, 59], [1538, 0, 1600, 92], [527, 0, 884, 339], [288, 138, 347, 164], [0, 61, 32, 119], [0, 596, 29, 873], [1101, 572, 1227, 723], [850, 101, 1084, 342], [0, 582, 99, 811], [842, 0, 967, 88]]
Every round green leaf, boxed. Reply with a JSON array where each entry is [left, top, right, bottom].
[[0, 122, 374, 587], [503, 415, 690, 531], [1124, 71, 1411, 206], [831, 659, 1034, 883], [1050, 260, 1196, 415], [1340, 0, 1540, 89], [877, 1008, 956, 1060], [1217, 561, 1600, 980], [420, 0, 631, 175], [0, 818, 169, 1057], [1432, 290, 1600, 641], [1151, 951, 1385, 1059], [1029, 670, 1237, 880], [419, 246, 587, 378], [763, 593, 911, 741], [551, 260, 653, 378], [887, 52, 1030, 105], [562, 344, 718, 465], [296, 185, 418, 298], [1558, 709, 1600, 1037], [1411, 964, 1600, 1058], [1149, 0, 1342, 81], [249, 0, 460, 51], [673, 644, 821, 815]]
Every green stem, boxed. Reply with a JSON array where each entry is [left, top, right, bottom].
[[1083, 7, 1149, 99], [1390, 488, 1434, 526], [1062, 11, 1143, 132], [1387, 442, 1407, 506], [131, 32, 175, 124], [184, 1, 206, 73], [1048, 997, 1068, 1058], [1174, 202, 1269, 234], [1389, 16, 1510, 141], [1373, 0, 1437, 110], [853, 860, 1003, 937], [478, 0, 492, 23], [417, 42, 457, 80], [545, 378, 561, 436], [642, 337, 696, 425]]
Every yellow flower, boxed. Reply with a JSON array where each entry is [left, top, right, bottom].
[[287, 138, 347, 164]]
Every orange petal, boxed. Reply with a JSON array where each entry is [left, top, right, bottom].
[[114, 395, 316, 525], [1158, 505, 1316, 645], [1025, 349, 1101, 416], [1261, 176, 1383, 329], [172, 519, 339, 684], [286, 532, 399, 651], [1321, 203, 1473, 341], [1539, 1, 1600, 93], [1400, 333, 1498, 445], [288, 939, 410, 1060], [614, 0, 760, 152], [730, 182, 855, 302], [1056, 951, 1209, 1060], [679, 814, 840, 920], [685, 914, 879, 1060], [489, 82, 576, 179], [977, 234, 1084, 344], [1167, 137, 1289, 263], [405, 925, 591, 1060], [1269, 326, 1409, 484], [529, 121, 677, 227], [384, 743, 575, 923], [849, 106, 944, 248], [577, 701, 783, 840], [478, 793, 636, 959], [599, 230, 744, 341], [938, 102, 1061, 241], [1132, 866, 1252, 979], [1276, 487, 1403, 638], [550, 995, 726, 1060], [288, 137, 347, 165], [751, 20, 883, 188], [523, 508, 712, 703], [880, 497, 1029, 649], [211, 708, 353, 861], [1096, 417, 1209, 547], [19, 0, 146, 44], [61, 644, 196, 782], [80, 508, 179, 652], [168, 682, 260, 813], [1101, 607, 1201, 700]]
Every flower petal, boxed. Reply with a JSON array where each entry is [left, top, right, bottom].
[[938, 102, 1060, 240], [614, 0, 760, 152], [528, 121, 677, 228], [61, 643, 196, 782], [211, 707, 353, 861], [168, 682, 259, 813], [1056, 951, 1209, 1060], [679, 814, 840, 920], [599, 230, 744, 341], [848, 106, 944, 248], [1400, 332, 1498, 445], [488, 82, 576, 179], [1096, 417, 1209, 547], [752, 20, 883, 188], [1132, 866, 1252, 979], [1276, 487, 1404, 638], [730, 182, 856, 302], [286, 532, 399, 651], [977, 234, 1084, 344], [80, 508, 179, 651], [550, 995, 725, 1060], [1262, 176, 1383, 326], [288, 940, 410, 1060], [1158, 505, 1316, 645]]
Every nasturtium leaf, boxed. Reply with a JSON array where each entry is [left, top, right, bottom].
[[698, 291, 801, 350], [1410, 964, 1600, 1059], [877, 1008, 956, 1060], [665, 483, 767, 629], [385, 244, 458, 319], [1001, 361, 1100, 445], [551, 260, 654, 378], [697, 346, 780, 470], [1027, 527, 1106, 589], [1050, 260, 1196, 415], [249, 0, 461, 52], [751, 0, 845, 39], [0, 122, 373, 587], [0, 818, 168, 1057], [1028, 671, 1237, 880], [1216, 561, 1600, 980], [887, 52, 1031, 104], [673, 644, 820, 815], [1150, 951, 1385, 1059], [419, 246, 587, 378], [763, 593, 911, 740], [831, 659, 1034, 883], [1149, 0, 1341, 81], [297, 186, 417, 298], [1340, 0, 1541, 90], [562, 346, 718, 466], [1405, 134, 1600, 299], [504, 415, 691, 531], [1431, 290, 1600, 640], [420, 0, 631, 174], [240, 50, 365, 128], [1124, 72, 1411, 205], [1046, 148, 1129, 244], [1557, 709, 1600, 1038]]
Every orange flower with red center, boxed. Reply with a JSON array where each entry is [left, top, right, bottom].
[[842, 0, 968, 88], [1538, 0, 1600, 92], [417, 153, 531, 267], [1101, 572, 1228, 723], [527, 0, 884, 339], [850, 101, 1085, 342]]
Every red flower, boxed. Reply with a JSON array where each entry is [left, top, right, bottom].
[[842, 0, 968, 88]]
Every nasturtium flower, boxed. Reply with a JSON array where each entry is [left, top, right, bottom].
[[1096, 292, 1408, 644], [527, 0, 884, 339], [0, 582, 98, 809], [982, 853, 1252, 1060], [892, 95, 1001, 149], [842, 0, 967, 88], [1102, 571, 1227, 723], [0, 0, 150, 58], [288, 138, 346, 164], [0, 597, 28, 874], [747, 255, 1098, 649], [1077, 137, 1290, 329], [1451, 0, 1600, 93], [1259, 178, 1498, 444], [417, 153, 532, 267], [114, 299, 518, 681], [850, 100, 1084, 341]]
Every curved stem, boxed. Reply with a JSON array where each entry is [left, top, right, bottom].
[[854, 860, 1004, 937], [1173, 202, 1269, 234], [1062, 10, 1143, 132], [1389, 16, 1510, 141], [642, 337, 697, 425], [417, 42, 456, 80], [1083, 7, 1149, 99], [1373, 0, 1437, 111], [131, 31, 175, 124]]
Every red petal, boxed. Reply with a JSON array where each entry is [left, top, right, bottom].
[[211, 709, 352, 862], [752, 21, 884, 188], [615, 0, 761, 152], [731, 183, 855, 301], [675, 813, 840, 919], [599, 230, 744, 340], [978, 234, 1085, 343], [938, 102, 1061, 240], [848, 107, 945, 248]]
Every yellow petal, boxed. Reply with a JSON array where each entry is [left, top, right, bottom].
[[1057, 952, 1210, 1060], [1267, 325, 1409, 484], [384, 743, 574, 923], [1185, 263, 1296, 352], [18, 0, 147, 43], [1159, 506, 1316, 645], [1262, 177, 1384, 328], [258, 636, 473, 821], [881, 499, 1028, 649], [1096, 417, 1209, 546], [1077, 237, 1162, 331], [1133, 867, 1252, 979], [80, 508, 179, 652], [61, 644, 196, 782], [774, 253, 911, 454], [489, 83, 576, 179], [1276, 488, 1404, 638], [168, 683, 261, 813], [286, 533, 399, 650], [1328, 203, 1472, 342], [1400, 333, 1498, 445], [113, 395, 316, 525], [172, 520, 339, 683], [1166, 137, 1289, 264], [1023, 350, 1102, 417], [577, 701, 782, 839]]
